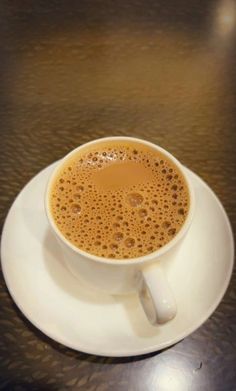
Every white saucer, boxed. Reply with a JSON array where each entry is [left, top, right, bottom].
[[1, 163, 234, 357]]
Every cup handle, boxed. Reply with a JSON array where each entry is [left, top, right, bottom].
[[137, 263, 177, 325]]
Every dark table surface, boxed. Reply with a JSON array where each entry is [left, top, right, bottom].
[[0, 1, 236, 390]]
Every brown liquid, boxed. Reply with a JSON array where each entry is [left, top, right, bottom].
[[50, 140, 189, 259]]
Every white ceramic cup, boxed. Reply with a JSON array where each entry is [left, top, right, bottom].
[[45, 137, 195, 325]]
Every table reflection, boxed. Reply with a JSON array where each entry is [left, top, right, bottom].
[[214, 0, 236, 37]]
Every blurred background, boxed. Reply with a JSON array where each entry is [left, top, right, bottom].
[[1, 0, 236, 223]]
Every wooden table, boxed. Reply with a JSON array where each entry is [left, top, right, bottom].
[[0, 1, 235, 389]]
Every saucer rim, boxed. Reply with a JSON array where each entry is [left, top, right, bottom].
[[1, 163, 234, 357]]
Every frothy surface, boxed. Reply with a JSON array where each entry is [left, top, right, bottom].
[[50, 141, 189, 259]]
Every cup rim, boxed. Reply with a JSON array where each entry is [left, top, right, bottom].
[[45, 136, 195, 265]]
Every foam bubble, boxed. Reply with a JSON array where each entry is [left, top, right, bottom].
[[126, 193, 144, 207], [125, 238, 135, 248], [113, 232, 124, 241], [71, 204, 81, 214], [168, 228, 176, 236], [162, 221, 171, 229], [74, 193, 81, 200], [110, 243, 118, 250], [139, 209, 148, 218]]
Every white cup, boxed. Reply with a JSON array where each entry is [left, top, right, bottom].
[[45, 137, 195, 325]]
